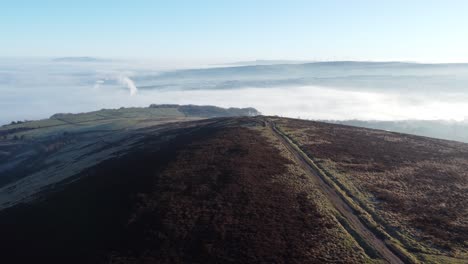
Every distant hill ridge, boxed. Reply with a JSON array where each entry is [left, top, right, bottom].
[[149, 104, 260, 117], [52, 57, 108, 62], [48, 104, 259, 120]]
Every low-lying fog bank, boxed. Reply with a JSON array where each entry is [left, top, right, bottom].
[[2, 58, 468, 142]]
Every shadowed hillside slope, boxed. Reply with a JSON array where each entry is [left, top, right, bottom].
[[0, 117, 370, 263], [0, 114, 466, 263]]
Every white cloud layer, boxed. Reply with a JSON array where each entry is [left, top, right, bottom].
[[2, 58, 468, 124]]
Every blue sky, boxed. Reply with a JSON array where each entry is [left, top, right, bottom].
[[2, 0, 468, 62]]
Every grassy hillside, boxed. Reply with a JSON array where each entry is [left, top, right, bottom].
[[1, 104, 259, 139], [0, 105, 258, 210]]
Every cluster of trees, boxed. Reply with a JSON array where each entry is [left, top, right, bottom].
[[10, 120, 26, 125]]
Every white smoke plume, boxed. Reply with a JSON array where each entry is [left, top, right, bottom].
[[93, 79, 104, 89], [118, 76, 138, 96]]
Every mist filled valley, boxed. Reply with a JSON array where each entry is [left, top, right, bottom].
[[2, 1, 468, 263], [2, 58, 468, 142]]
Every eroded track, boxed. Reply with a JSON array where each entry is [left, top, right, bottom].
[[268, 119, 405, 264]]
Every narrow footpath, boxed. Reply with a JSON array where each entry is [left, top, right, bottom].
[[268, 120, 405, 264]]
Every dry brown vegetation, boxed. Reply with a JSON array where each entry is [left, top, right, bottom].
[[276, 118, 468, 262], [112, 125, 369, 263], [0, 119, 370, 264]]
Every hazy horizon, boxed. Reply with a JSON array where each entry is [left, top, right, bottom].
[[1, 3, 468, 263], [3, 1, 468, 129], [2, 58, 468, 126]]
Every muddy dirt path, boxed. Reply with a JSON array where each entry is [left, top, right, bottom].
[[268, 120, 405, 264]]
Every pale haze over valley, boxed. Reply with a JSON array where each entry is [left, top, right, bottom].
[[2, 1, 468, 140], [1, 2, 468, 263], [2, 58, 468, 142]]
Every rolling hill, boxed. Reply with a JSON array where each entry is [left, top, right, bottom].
[[0, 106, 466, 263], [135, 61, 468, 92]]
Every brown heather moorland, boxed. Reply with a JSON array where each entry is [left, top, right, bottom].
[[275, 117, 468, 263], [110, 122, 371, 263], [1, 114, 466, 263], [0, 118, 372, 264]]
